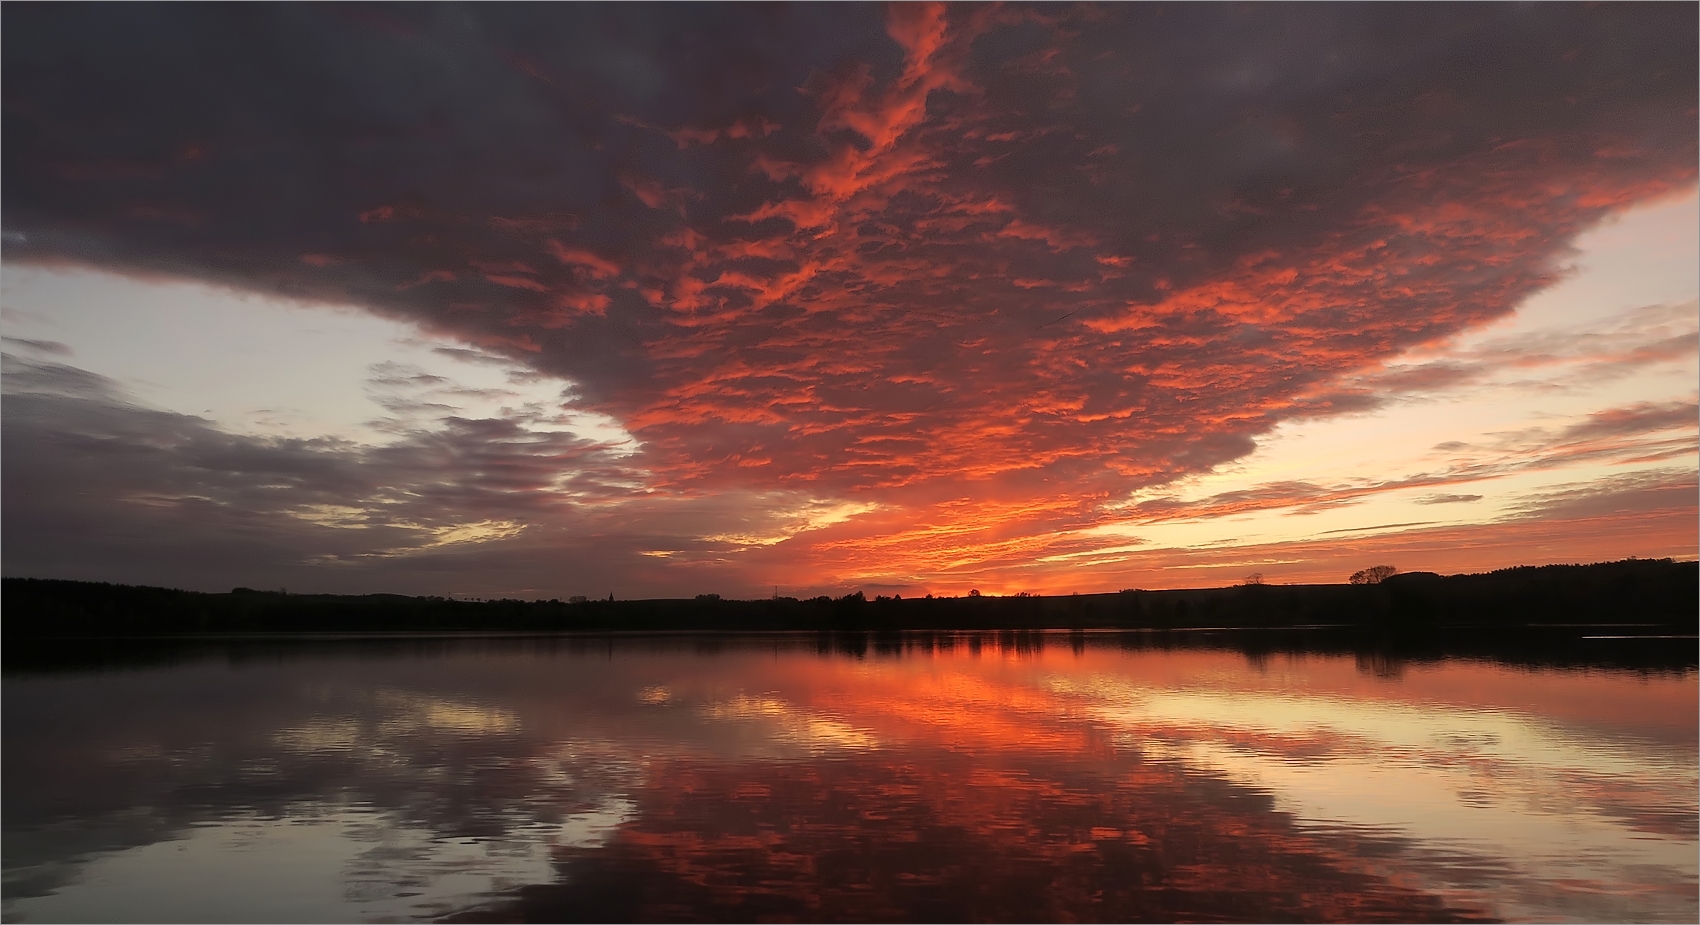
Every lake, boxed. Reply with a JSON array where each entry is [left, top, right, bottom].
[[3, 631, 1695, 923]]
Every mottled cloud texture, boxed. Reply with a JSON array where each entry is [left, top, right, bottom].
[[4, 3, 1696, 595]]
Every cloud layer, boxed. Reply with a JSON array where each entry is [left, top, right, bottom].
[[3, 3, 1696, 594]]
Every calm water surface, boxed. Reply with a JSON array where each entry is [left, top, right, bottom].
[[4, 632, 1695, 923]]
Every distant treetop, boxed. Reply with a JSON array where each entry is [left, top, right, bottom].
[[1350, 565, 1398, 585]]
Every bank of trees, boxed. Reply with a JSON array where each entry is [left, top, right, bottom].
[[5, 558, 1693, 640]]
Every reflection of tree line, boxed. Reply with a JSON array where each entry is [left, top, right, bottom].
[[12, 621, 1689, 676], [6, 558, 1692, 649]]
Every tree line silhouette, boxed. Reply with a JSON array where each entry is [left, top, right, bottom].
[[5, 558, 1693, 642]]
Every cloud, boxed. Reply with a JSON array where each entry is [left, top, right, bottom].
[[1, 351, 909, 596], [2, 4, 1695, 591], [1414, 494, 1482, 506], [1441, 399, 1700, 472], [1105, 396, 1696, 528], [0, 335, 72, 355], [1499, 468, 1699, 523], [971, 471, 1698, 593], [1553, 400, 1699, 446], [0, 351, 655, 593], [1352, 300, 1700, 400]]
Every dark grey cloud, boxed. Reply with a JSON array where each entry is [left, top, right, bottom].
[[1, 350, 649, 594], [3, 2, 1693, 498]]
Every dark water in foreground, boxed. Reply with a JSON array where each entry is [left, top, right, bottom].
[[3, 632, 1695, 923]]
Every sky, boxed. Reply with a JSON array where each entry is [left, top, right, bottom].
[[2, 2, 1695, 600]]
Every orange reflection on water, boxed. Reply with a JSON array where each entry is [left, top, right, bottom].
[[435, 640, 1700, 922], [464, 752, 1489, 923]]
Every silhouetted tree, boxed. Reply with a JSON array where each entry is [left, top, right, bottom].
[[1350, 565, 1398, 585]]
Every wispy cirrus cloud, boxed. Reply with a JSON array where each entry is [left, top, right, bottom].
[[1351, 300, 1699, 401], [1413, 494, 1482, 506], [1095, 398, 1696, 527]]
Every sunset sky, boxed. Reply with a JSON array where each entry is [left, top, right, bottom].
[[3, 2, 1695, 599]]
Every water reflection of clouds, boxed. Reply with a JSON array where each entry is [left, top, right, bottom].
[[4, 639, 1695, 923], [550, 798, 638, 850], [1168, 741, 1695, 923], [1064, 679, 1697, 923], [744, 650, 1694, 922], [464, 747, 1482, 923], [4, 657, 670, 921], [701, 694, 880, 753], [6, 803, 601, 923], [373, 692, 519, 737]]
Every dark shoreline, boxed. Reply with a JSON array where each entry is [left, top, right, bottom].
[[6, 558, 1694, 636], [6, 558, 1695, 674]]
